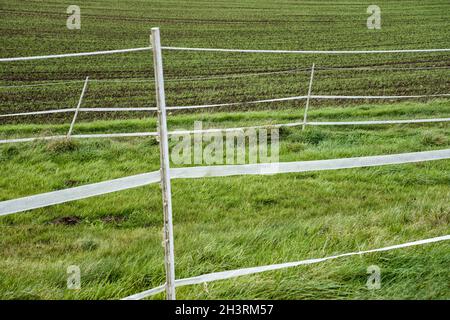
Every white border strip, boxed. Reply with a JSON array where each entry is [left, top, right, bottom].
[[122, 234, 450, 300], [162, 46, 450, 55], [1, 148, 449, 216], [0, 47, 152, 62]]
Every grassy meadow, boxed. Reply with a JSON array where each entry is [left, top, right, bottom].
[[0, 0, 449, 299]]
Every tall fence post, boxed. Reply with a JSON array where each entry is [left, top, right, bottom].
[[302, 63, 315, 130], [67, 76, 89, 137], [151, 27, 176, 300]]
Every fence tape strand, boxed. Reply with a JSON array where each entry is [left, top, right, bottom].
[[1, 46, 449, 62], [2, 116, 450, 145], [0, 132, 158, 144], [162, 46, 450, 55], [2, 65, 449, 88], [0, 47, 152, 62], [122, 234, 450, 300], [1, 148, 449, 216], [0, 108, 76, 117], [167, 93, 450, 110], [307, 118, 450, 126], [2, 93, 449, 118]]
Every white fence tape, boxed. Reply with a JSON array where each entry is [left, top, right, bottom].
[[2, 65, 449, 89], [169, 148, 450, 180], [0, 81, 84, 89], [0, 108, 76, 117], [312, 94, 450, 100], [0, 107, 157, 118], [0, 135, 67, 144], [72, 132, 158, 138], [308, 118, 450, 126], [122, 234, 450, 300], [79, 107, 158, 112], [124, 284, 166, 299], [2, 116, 450, 145], [0, 132, 158, 144], [1, 46, 448, 63], [0, 171, 161, 216], [1, 148, 449, 216], [167, 93, 450, 111], [162, 46, 450, 55], [2, 92, 449, 119], [166, 95, 308, 110], [0, 47, 152, 62]]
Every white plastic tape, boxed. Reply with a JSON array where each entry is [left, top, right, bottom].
[[169, 148, 450, 179], [308, 118, 450, 126], [0, 135, 68, 144], [162, 46, 450, 55], [0, 81, 84, 89], [166, 93, 450, 111], [312, 94, 450, 100], [0, 132, 158, 145], [0, 107, 157, 118], [0, 47, 152, 62], [123, 284, 166, 300], [0, 171, 160, 216], [73, 132, 158, 138], [2, 116, 450, 145], [122, 234, 450, 300], [2, 46, 449, 62], [1, 92, 449, 119], [0, 108, 76, 117], [2, 65, 448, 89], [1, 148, 449, 216], [167, 95, 308, 110], [79, 107, 158, 112]]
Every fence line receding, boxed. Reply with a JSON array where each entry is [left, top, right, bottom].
[[1, 30, 450, 300]]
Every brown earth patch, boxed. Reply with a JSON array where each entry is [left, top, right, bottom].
[[50, 216, 81, 226], [101, 215, 126, 224]]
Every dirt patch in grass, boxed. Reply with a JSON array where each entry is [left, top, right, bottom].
[[46, 139, 79, 153], [101, 215, 126, 224], [64, 179, 80, 187], [50, 216, 81, 226], [421, 131, 448, 146]]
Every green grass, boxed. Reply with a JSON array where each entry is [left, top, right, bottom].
[[1, 99, 450, 138], [0, 0, 449, 300], [0, 100, 449, 299], [0, 0, 449, 124]]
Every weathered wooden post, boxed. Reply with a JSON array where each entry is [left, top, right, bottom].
[[151, 27, 176, 300]]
